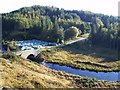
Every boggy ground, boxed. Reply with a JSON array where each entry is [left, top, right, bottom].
[[38, 41, 120, 72], [0, 53, 120, 88]]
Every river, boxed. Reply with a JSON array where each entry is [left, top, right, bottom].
[[12, 40, 120, 82], [41, 62, 120, 82]]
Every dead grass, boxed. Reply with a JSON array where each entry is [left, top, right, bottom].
[[0, 55, 75, 88], [39, 41, 120, 72], [0, 53, 119, 88]]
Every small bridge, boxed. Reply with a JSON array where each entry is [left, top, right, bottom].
[[14, 38, 87, 59], [15, 49, 40, 59]]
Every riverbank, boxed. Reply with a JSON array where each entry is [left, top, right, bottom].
[[0, 53, 119, 88], [38, 41, 120, 72]]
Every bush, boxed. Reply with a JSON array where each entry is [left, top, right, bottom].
[[35, 54, 44, 62], [75, 78, 98, 88], [2, 53, 16, 60], [65, 26, 80, 40]]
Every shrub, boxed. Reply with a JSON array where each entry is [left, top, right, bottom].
[[75, 78, 98, 88], [65, 26, 80, 40], [35, 54, 44, 62], [2, 53, 16, 60]]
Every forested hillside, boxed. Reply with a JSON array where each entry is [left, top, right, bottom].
[[2, 5, 119, 49]]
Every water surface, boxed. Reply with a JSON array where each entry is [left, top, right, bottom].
[[41, 62, 119, 81]]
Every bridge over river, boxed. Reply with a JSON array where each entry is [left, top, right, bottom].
[[14, 38, 87, 59], [15, 49, 40, 59]]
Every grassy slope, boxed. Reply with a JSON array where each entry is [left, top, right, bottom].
[[64, 33, 90, 44], [0, 54, 77, 88], [39, 41, 120, 72], [0, 53, 119, 88]]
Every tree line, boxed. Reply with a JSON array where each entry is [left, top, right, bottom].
[[2, 5, 119, 49]]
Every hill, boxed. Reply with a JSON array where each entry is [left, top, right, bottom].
[[0, 53, 119, 88], [2, 5, 118, 49]]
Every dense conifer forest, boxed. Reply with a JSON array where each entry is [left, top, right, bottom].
[[2, 5, 119, 50]]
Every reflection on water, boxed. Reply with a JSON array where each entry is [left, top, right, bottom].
[[41, 62, 119, 81]]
